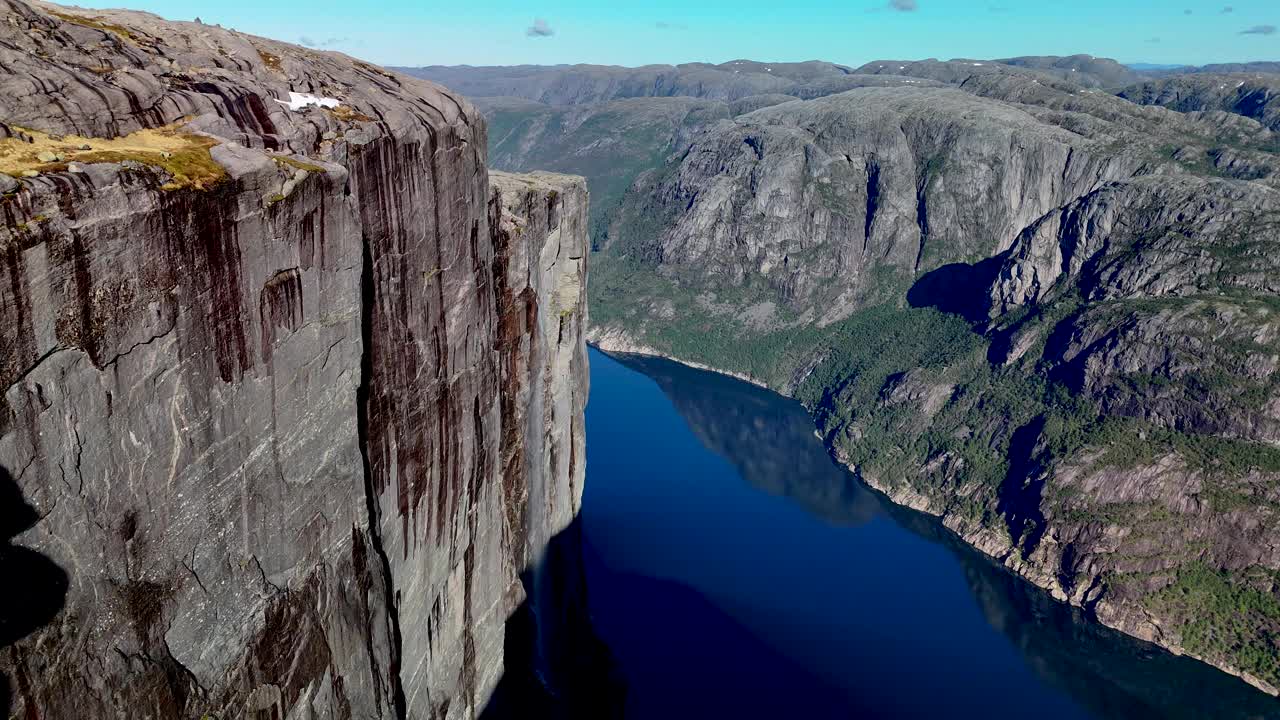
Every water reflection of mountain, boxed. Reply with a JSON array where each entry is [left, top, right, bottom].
[[885, 503, 1280, 720], [608, 350, 1280, 720], [609, 353, 878, 527]]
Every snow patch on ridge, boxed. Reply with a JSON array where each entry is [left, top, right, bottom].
[[275, 91, 341, 111]]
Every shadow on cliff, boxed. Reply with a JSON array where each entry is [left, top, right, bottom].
[[479, 515, 625, 720], [0, 466, 70, 715], [906, 256, 1006, 325]]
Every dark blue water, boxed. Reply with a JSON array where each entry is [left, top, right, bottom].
[[581, 348, 1280, 720]]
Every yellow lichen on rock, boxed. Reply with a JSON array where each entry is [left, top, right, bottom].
[[326, 105, 375, 123], [0, 123, 226, 190], [272, 155, 327, 174]]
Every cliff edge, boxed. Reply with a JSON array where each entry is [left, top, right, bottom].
[[0, 1, 591, 717]]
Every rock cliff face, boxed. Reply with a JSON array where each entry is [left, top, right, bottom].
[[0, 2, 591, 718]]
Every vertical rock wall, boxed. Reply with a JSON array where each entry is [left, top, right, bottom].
[[0, 2, 592, 718]]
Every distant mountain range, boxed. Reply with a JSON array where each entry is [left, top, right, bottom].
[[398, 55, 1280, 101], [1126, 63, 1191, 71]]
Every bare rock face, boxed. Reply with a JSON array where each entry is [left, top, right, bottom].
[[610, 86, 1148, 323], [0, 2, 591, 718]]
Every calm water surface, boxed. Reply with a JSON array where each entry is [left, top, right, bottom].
[[581, 348, 1280, 720]]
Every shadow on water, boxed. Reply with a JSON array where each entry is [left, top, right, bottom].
[[906, 256, 1006, 324], [480, 515, 625, 719], [577, 532, 874, 719], [601, 349, 1280, 720], [0, 465, 70, 716]]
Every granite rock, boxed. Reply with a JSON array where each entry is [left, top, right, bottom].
[[0, 2, 592, 718]]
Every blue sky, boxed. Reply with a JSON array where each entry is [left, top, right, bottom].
[[74, 0, 1277, 68]]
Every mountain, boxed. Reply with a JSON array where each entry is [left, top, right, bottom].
[[1119, 73, 1280, 132], [397, 60, 857, 106], [993, 54, 1146, 88], [570, 63, 1280, 695], [0, 2, 601, 718], [855, 56, 1133, 89], [1127, 63, 1192, 72], [1188, 62, 1280, 75], [420, 55, 1277, 255]]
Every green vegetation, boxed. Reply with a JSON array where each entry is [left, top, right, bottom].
[[1150, 562, 1280, 687], [592, 250, 974, 390], [1093, 421, 1280, 477]]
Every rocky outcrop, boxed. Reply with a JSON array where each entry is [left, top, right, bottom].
[[489, 170, 589, 568], [0, 2, 592, 718]]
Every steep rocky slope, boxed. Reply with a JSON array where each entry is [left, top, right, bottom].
[[0, 2, 595, 718], [589, 69, 1280, 695]]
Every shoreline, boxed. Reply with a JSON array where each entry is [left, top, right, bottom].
[[586, 328, 1280, 700]]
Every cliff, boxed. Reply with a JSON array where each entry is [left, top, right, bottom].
[[0, 2, 592, 718]]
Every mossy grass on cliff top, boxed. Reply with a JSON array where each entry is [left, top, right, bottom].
[[47, 10, 153, 47], [0, 122, 226, 191]]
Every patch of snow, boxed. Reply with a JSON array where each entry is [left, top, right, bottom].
[[275, 91, 341, 112], [971, 62, 984, 66]]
